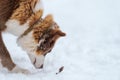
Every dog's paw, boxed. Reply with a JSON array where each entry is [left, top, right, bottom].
[[10, 66, 30, 74]]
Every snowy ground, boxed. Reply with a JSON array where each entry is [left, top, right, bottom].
[[1, 0, 120, 80]]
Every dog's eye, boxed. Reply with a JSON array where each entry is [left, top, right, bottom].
[[43, 39, 47, 44], [37, 46, 44, 50], [40, 46, 43, 50]]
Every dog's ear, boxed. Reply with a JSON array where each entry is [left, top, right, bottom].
[[51, 23, 66, 37], [31, 0, 38, 11], [56, 30, 66, 37]]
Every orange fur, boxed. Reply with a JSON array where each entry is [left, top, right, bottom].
[[6, 0, 66, 68], [29, 9, 43, 27], [10, 0, 39, 24], [33, 15, 53, 43]]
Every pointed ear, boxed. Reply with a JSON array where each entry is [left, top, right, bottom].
[[31, 0, 38, 11], [56, 30, 66, 37]]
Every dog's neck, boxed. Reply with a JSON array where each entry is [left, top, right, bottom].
[[5, 0, 42, 37]]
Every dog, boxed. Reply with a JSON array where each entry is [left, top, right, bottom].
[[0, 0, 65, 73]]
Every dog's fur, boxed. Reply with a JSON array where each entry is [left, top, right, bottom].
[[0, 0, 29, 73], [0, 0, 18, 30], [0, 0, 65, 72]]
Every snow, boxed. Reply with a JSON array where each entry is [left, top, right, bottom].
[[1, 0, 120, 80]]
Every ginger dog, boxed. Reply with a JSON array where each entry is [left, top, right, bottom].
[[0, 0, 65, 72]]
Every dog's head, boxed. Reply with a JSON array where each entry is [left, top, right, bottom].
[[32, 22, 65, 68], [17, 15, 66, 69], [17, 12, 65, 68], [36, 23, 66, 56]]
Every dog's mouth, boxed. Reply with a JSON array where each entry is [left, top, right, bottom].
[[36, 24, 66, 56]]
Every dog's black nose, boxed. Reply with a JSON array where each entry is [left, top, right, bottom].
[[39, 64, 43, 69]]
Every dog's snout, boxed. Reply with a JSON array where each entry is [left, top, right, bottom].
[[32, 55, 45, 69], [39, 64, 43, 69]]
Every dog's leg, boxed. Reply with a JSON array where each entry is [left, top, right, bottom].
[[11, 66, 29, 73], [0, 32, 29, 73], [0, 31, 15, 70]]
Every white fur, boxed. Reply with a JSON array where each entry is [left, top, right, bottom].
[[34, 0, 43, 12], [17, 31, 44, 68], [28, 53, 36, 64], [28, 53, 44, 68], [5, 20, 29, 36], [17, 31, 36, 52], [34, 55, 44, 68]]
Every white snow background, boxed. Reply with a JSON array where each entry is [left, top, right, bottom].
[[1, 0, 120, 80]]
